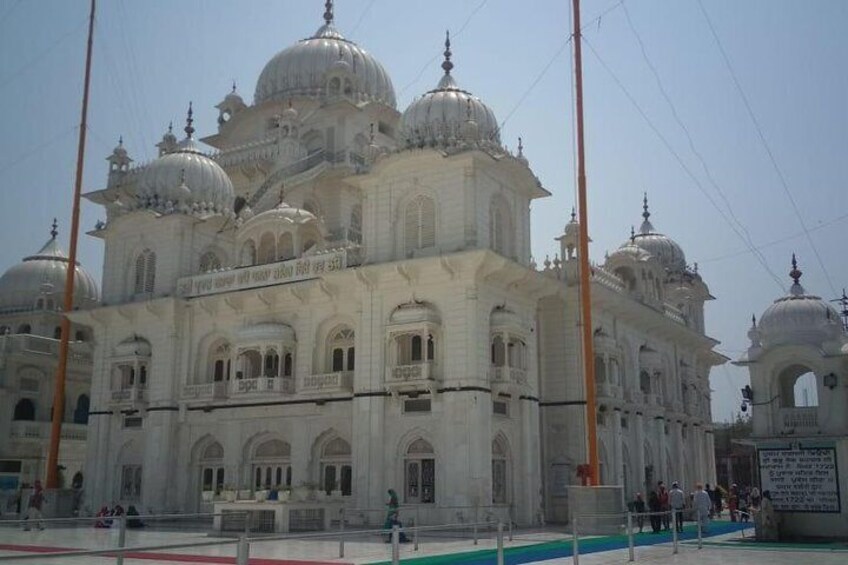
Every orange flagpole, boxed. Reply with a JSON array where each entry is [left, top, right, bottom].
[[572, 0, 600, 485], [46, 0, 96, 489]]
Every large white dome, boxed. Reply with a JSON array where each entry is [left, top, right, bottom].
[[629, 196, 686, 275], [137, 108, 235, 216], [0, 227, 99, 314], [254, 6, 395, 108], [400, 33, 500, 150]]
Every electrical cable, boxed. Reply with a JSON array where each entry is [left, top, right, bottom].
[[349, 0, 378, 37], [0, 126, 78, 176], [620, 3, 775, 284], [696, 0, 838, 297], [0, 18, 87, 91], [582, 36, 786, 291]]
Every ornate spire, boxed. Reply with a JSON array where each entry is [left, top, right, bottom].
[[442, 30, 453, 75], [630, 225, 635, 241], [118, 135, 123, 147], [639, 192, 655, 234], [184, 101, 195, 138], [571, 207, 577, 222], [323, 0, 334, 25], [751, 313, 757, 327], [168, 121, 173, 134], [50, 218, 58, 240], [232, 81, 237, 93], [790, 253, 802, 285]]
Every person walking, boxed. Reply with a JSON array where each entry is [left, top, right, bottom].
[[669, 482, 685, 533], [714, 486, 724, 518], [693, 482, 712, 534], [382, 489, 408, 543], [647, 490, 662, 533], [22, 480, 45, 531], [658, 481, 670, 531], [630, 493, 646, 533]]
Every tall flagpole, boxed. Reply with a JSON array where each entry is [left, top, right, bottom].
[[572, 0, 600, 485], [46, 0, 96, 489]]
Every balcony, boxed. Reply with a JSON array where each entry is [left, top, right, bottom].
[[386, 362, 439, 392], [182, 382, 229, 401], [231, 377, 294, 396], [0, 334, 92, 364], [490, 366, 528, 386], [10, 421, 87, 441], [781, 407, 819, 433], [301, 372, 353, 393], [110, 387, 147, 406]]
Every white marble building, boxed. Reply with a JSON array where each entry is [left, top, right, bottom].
[[736, 257, 848, 538], [0, 223, 98, 493], [74, 4, 720, 524]]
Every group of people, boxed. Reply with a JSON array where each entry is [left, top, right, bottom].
[[95, 504, 144, 528], [629, 481, 729, 535], [703, 483, 762, 522]]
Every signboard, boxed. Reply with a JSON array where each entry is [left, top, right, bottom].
[[758, 444, 841, 513], [176, 251, 347, 298]]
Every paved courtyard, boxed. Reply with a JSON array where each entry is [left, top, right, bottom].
[[0, 519, 845, 564]]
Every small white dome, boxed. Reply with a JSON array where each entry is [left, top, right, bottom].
[[757, 257, 843, 348], [606, 239, 653, 265], [242, 201, 318, 229], [628, 195, 686, 274], [0, 226, 99, 314], [138, 106, 235, 215], [254, 7, 395, 108], [400, 33, 500, 150]]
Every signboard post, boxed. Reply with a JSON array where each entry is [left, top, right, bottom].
[[757, 443, 841, 513]]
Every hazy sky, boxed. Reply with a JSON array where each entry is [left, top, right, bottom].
[[1, 0, 846, 422]]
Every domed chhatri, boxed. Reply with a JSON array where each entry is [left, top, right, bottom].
[[756, 254, 843, 348], [400, 31, 501, 150], [0, 220, 99, 314], [254, 1, 396, 108], [137, 103, 235, 216], [628, 193, 687, 275]]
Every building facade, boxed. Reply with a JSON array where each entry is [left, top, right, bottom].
[[0, 223, 98, 495], [74, 4, 720, 523]]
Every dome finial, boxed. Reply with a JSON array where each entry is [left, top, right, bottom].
[[790, 253, 802, 285], [50, 218, 58, 240], [571, 207, 576, 222], [168, 121, 173, 134], [118, 135, 123, 146], [442, 30, 454, 75], [518, 137, 524, 156], [184, 101, 195, 138], [323, 0, 334, 25], [639, 192, 655, 234], [232, 81, 237, 94], [751, 313, 757, 327], [630, 225, 635, 241]]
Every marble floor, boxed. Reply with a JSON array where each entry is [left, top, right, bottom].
[[0, 521, 844, 564]]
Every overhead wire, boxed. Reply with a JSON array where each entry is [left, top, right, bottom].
[[581, 36, 786, 291], [398, 0, 489, 97], [116, 0, 154, 157], [0, 126, 78, 176], [0, 18, 87, 91], [695, 0, 838, 297], [620, 3, 777, 284], [349, 0, 378, 37]]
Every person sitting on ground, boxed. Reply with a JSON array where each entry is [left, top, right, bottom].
[[126, 505, 144, 528]]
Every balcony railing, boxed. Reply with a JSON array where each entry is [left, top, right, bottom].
[[0, 334, 92, 364], [110, 387, 147, 404], [231, 377, 295, 395], [10, 421, 87, 441], [301, 371, 353, 393], [182, 381, 229, 400], [386, 362, 438, 384], [781, 407, 819, 431], [489, 366, 528, 386]]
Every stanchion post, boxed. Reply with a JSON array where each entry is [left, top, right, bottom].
[[496, 522, 504, 565], [672, 513, 678, 554], [116, 516, 126, 565], [236, 534, 250, 565], [572, 516, 579, 565], [413, 515, 419, 551], [339, 508, 345, 558], [473, 520, 478, 545], [508, 517, 514, 542], [697, 518, 703, 550], [391, 525, 400, 564], [626, 511, 634, 562]]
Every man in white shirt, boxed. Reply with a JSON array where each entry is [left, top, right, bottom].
[[693, 482, 712, 534], [669, 481, 685, 533]]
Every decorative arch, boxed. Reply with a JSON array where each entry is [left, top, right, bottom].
[[199, 249, 223, 273], [311, 430, 352, 495], [243, 432, 292, 490], [492, 432, 512, 504], [397, 431, 436, 504], [133, 248, 156, 294], [240, 240, 257, 267], [402, 194, 437, 257], [73, 394, 90, 424], [13, 398, 36, 421], [116, 439, 143, 501], [489, 195, 513, 258], [778, 364, 819, 408]]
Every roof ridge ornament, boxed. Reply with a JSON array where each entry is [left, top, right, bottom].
[[442, 30, 453, 75], [50, 218, 58, 240], [790, 253, 802, 285], [324, 0, 334, 25], [184, 101, 195, 138]]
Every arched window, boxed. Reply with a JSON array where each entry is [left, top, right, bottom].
[[199, 441, 225, 495], [328, 327, 355, 372], [209, 341, 231, 382], [595, 356, 607, 384], [778, 365, 819, 408], [640, 370, 652, 395], [278, 233, 294, 261], [17, 324, 31, 334], [490, 199, 512, 257], [491, 336, 505, 366], [252, 439, 291, 490], [404, 195, 436, 256], [13, 398, 36, 421], [328, 76, 341, 96], [404, 439, 435, 504], [199, 251, 222, 273], [75, 330, 86, 342], [399, 334, 435, 364], [238, 349, 262, 379], [264, 349, 280, 377], [54, 326, 62, 339], [73, 394, 90, 424], [320, 437, 352, 495], [492, 436, 510, 504], [257, 233, 276, 264], [283, 353, 293, 377], [240, 240, 257, 266], [507, 338, 526, 369], [134, 249, 156, 294]]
